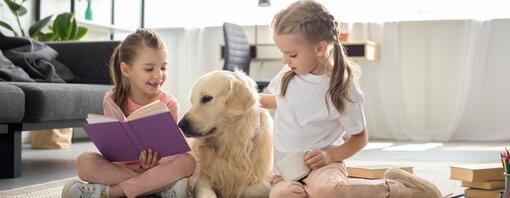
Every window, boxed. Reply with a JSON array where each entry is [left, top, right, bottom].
[[144, 0, 510, 28]]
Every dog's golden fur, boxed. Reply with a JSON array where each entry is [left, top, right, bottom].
[[178, 70, 273, 198]]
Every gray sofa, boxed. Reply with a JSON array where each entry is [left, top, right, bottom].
[[0, 41, 120, 178]]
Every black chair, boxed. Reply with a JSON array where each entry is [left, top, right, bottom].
[[223, 22, 269, 92]]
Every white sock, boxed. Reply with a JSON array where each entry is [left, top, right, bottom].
[[105, 185, 110, 198]]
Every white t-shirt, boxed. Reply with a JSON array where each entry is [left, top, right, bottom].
[[268, 66, 366, 163]]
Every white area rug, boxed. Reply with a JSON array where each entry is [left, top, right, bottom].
[[0, 177, 77, 198], [0, 163, 463, 197]]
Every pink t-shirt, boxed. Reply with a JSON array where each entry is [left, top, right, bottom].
[[103, 90, 179, 123]]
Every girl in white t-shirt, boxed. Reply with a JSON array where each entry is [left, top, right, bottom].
[[260, 1, 442, 198]]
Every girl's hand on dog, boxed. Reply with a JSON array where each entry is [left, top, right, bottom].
[[304, 149, 333, 169], [139, 149, 159, 169]]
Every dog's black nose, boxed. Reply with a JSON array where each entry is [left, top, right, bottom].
[[178, 118, 190, 131], [178, 117, 202, 137]]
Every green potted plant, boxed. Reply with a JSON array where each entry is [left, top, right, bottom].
[[0, 0, 88, 41]]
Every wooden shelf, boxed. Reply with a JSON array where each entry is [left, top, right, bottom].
[[342, 40, 378, 61], [220, 41, 378, 61], [220, 44, 282, 61]]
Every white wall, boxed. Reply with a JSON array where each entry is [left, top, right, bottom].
[[155, 25, 283, 114]]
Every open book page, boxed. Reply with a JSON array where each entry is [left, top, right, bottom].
[[104, 97, 127, 121], [86, 114, 119, 124], [87, 100, 169, 124], [126, 100, 169, 121]]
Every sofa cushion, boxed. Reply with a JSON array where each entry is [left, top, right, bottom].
[[0, 83, 25, 123], [8, 82, 112, 122], [3, 40, 65, 83], [47, 41, 120, 85], [0, 50, 35, 82]]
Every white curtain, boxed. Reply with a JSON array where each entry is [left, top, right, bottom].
[[155, 19, 510, 142], [156, 27, 224, 114], [356, 19, 510, 141]]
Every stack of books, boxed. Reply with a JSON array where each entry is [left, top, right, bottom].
[[346, 164, 413, 179], [449, 163, 505, 198], [501, 147, 509, 198]]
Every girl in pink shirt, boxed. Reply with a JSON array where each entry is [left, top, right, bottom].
[[62, 29, 195, 198]]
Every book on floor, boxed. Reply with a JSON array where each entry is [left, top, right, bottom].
[[464, 188, 504, 198], [83, 100, 191, 162], [461, 180, 505, 190], [449, 163, 504, 182], [347, 164, 413, 179]]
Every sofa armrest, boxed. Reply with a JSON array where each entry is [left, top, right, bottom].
[[46, 41, 121, 84]]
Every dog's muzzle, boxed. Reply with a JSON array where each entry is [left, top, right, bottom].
[[178, 117, 217, 137], [178, 117, 204, 137]]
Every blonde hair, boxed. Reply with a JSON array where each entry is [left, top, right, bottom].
[[272, 0, 360, 113], [109, 28, 166, 115]]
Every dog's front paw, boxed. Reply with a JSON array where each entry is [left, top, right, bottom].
[[193, 189, 217, 198], [193, 181, 217, 198]]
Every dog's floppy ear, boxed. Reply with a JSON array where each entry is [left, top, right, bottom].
[[225, 71, 258, 116]]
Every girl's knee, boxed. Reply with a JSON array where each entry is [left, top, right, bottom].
[[269, 182, 306, 198], [160, 153, 196, 176], [77, 152, 103, 161], [269, 188, 284, 198], [307, 179, 350, 198], [75, 152, 103, 180], [269, 188, 295, 198], [177, 153, 196, 175], [76, 152, 103, 167]]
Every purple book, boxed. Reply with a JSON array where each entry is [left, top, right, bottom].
[[83, 112, 191, 162]]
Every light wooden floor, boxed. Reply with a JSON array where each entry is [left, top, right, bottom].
[[0, 139, 507, 197]]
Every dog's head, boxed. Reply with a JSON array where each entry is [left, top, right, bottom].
[[178, 70, 259, 137]]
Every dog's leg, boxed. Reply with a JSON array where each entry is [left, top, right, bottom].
[[241, 181, 271, 198], [193, 178, 217, 198]]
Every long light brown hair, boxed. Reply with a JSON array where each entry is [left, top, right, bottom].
[[109, 28, 166, 115], [272, 0, 360, 113]]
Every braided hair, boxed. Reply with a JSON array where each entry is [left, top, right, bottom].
[[272, 0, 360, 113]]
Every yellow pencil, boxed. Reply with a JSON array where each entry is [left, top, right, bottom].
[[502, 154, 506, 173]]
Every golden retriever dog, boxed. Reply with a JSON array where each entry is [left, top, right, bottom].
[[178, 70, 273, 198]]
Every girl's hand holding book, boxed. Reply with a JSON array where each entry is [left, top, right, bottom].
[[139, 149, 159, 169], [304, 149, 333, 170]]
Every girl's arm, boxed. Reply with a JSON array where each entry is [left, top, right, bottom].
[[328, 129, 367, 163], [305, 129, 368, 169], [260, 94, 277, 110]]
